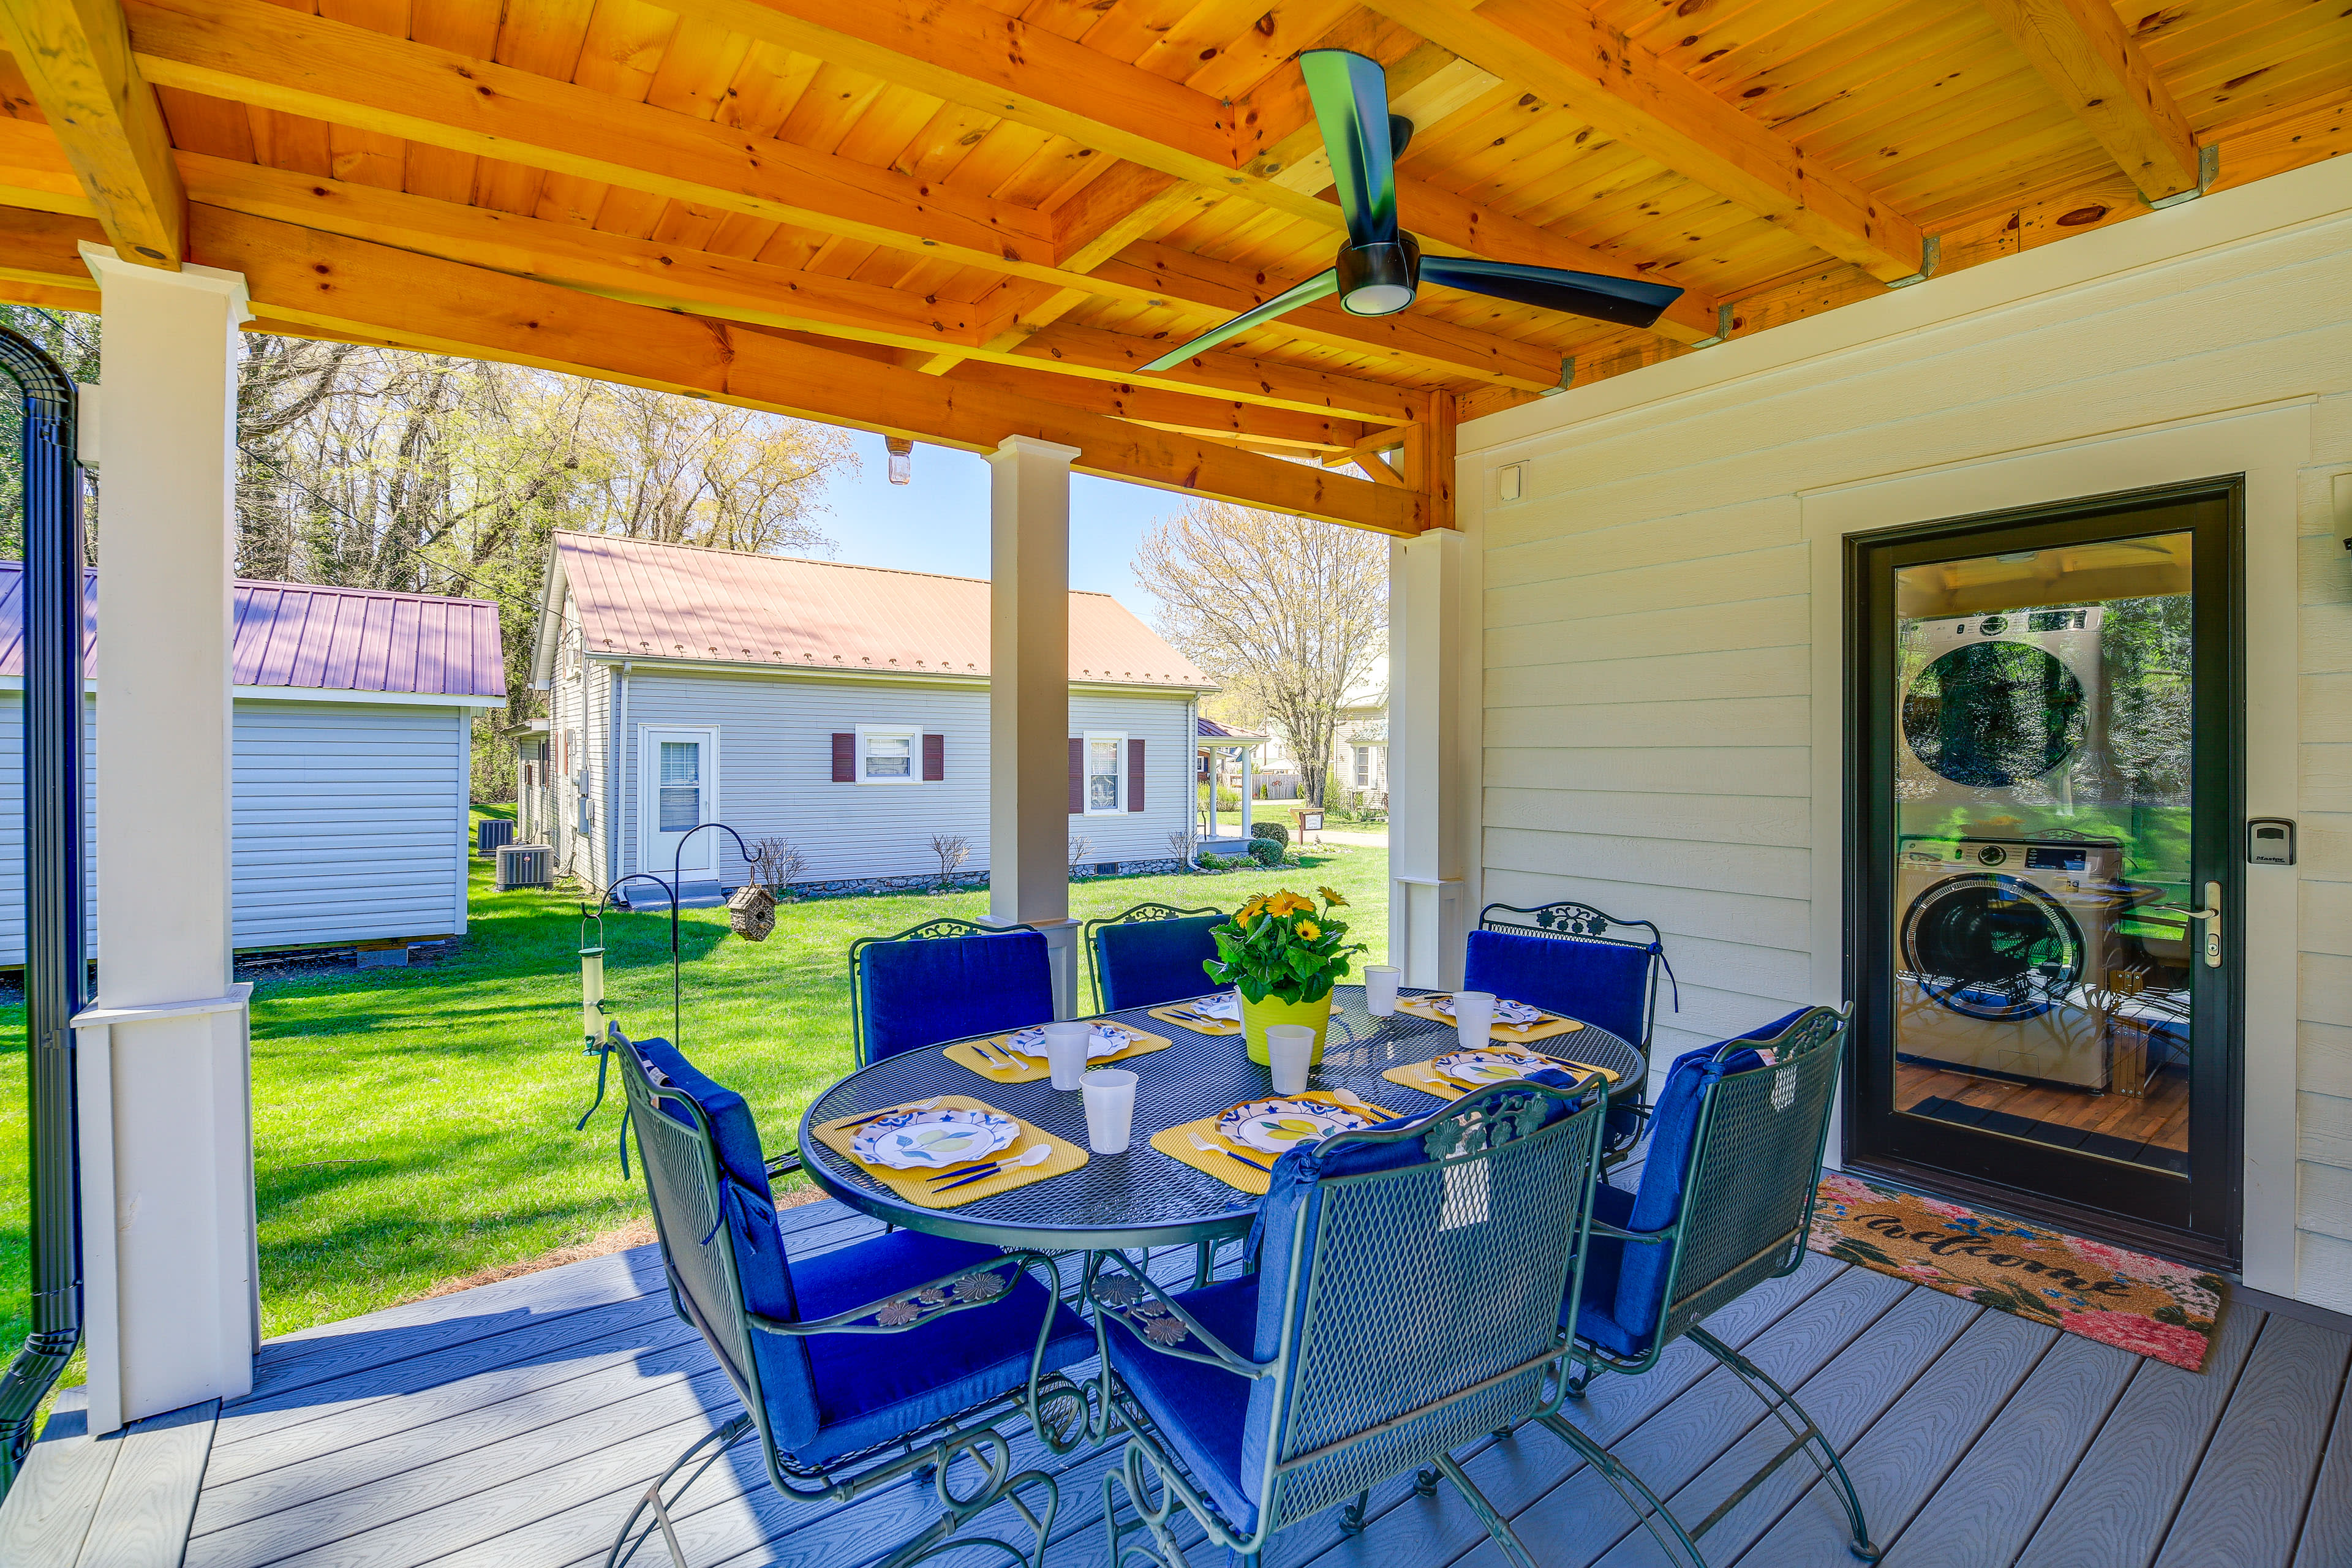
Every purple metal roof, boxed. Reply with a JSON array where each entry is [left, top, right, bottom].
[[0, 563, 505, 698]]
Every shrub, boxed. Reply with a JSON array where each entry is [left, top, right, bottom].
[[1249, 821, 1289, 849], [1246, 838, 1283, 867], [1196, 852, 1236, 870]]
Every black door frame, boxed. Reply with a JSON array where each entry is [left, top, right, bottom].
[[1842, 477, 2245, 1270]]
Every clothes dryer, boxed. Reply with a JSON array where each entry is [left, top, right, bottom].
[[1898, 607, 2103, 809]]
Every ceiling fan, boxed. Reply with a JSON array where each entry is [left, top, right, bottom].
[[1142, 50, 1686, 372]]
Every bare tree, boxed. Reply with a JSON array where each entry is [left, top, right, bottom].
[[1134, 500, 1387, 807], [929, 833, 971, 889], [1068, 835, 1092, 873], [749, 837, 809, 897]]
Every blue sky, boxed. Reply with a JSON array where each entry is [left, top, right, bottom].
[[802, 432, 1186, 624]]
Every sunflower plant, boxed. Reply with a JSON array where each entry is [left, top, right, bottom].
[[1204, 886, 1368, 1004]]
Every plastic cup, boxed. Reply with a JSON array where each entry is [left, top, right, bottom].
[[1081, 1069, 1138, 1153], [1363, 965, 1400, 1017], [1265, 1024, 1316, 1096], [1044, 1022, 1091, 1090], [1451, 990, 1496, 1050]]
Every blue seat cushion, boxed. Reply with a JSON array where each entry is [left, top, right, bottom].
[[861, 930, 1055, 1060], [1465, 929, 1652, 1048], [1566, 1183, 1648, 1356], [1095, 914, 1226, 1012], [631, 1034, 774, 1201], [1102, 1276, 1264, 1532], [781, 1229, 1095, 1465]]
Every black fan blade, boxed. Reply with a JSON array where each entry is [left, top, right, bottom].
[[1140, 270, 1341, 372], [1300, 50, 1397, 248], [1420, 257, 1684, 330]]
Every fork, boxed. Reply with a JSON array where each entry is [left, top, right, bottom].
[[927, 1144, 1052, 1188], [1188, 1133, 1274, 1174], [973, 1038, 1020, 1069]]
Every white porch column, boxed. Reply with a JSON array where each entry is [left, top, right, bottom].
[[987, 435, 1080, 1018], [1389, 528, 1471, 987], [73, 244, 257, 1433]]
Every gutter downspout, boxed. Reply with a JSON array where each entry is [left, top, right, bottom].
[[1182, 696, 1200, 870], [607, 660, 628, 899], [0, 336, 86, 1493]]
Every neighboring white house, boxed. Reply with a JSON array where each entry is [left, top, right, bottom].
[[1225, 657, 1390, 810], [0, 567, 504, 962], [524, 533, 1213, 894]]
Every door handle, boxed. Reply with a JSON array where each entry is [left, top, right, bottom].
[[2152, 880, 2223, 968]]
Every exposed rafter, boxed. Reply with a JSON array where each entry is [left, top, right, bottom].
[[1978, 0, 2201, 202], [0, 0, 183, 265]]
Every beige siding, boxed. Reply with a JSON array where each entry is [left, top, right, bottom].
[[1464, 162, 2352, 1305]]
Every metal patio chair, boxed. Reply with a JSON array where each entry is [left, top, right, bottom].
[[849, 918, 1055, 1065], [603, 1023, 1099, 1568], [1082, 902, 1227, 1013], [1529, 1004, 1879, 1566], [1474, 900, 1681, 1162], [1090, 1069, 1610, 1568]]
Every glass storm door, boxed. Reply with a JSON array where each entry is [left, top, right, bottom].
[[1849, 482, 2240, 1264], [643, 729, 716, 878]]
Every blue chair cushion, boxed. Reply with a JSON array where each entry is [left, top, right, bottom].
[[1102, 1276, 1264, 1532], [784, 1228, 1096, 1465], [860, 930, 1055, 1061], [631, 1034, 774, 1201], [1094, 914, 1226, 1012], [1465, 929, 1653, 1048]]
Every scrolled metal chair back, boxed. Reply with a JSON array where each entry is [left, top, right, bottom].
[[1654, 1006, 1848, 1349], [1477, 899, 1677, 1053], [848, 916, 999, 1066], [1262, 1077, 1607, 1529]]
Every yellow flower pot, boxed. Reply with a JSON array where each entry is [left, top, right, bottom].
[[1241, 990, 1333, 1067]]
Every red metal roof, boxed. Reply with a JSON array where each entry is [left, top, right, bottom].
[[0, 563, 505, 699], [554, 532, 1210, 689]]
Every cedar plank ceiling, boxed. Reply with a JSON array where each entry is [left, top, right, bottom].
[[0, 0, 2343, 535]]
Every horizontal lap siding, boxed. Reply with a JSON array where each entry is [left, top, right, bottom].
[[0, 693, 99, 965], [1473, 202, 2352, 1293], [232, 701, 466, 946], [612, 671, 1193, 884]]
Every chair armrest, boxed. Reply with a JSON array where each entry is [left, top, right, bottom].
[[747, 1249, 1058, 1339], [1588, 1219, 1670, 1246], [1084, 1250, 1275, 1381], [764, 1150, 803, 1177]]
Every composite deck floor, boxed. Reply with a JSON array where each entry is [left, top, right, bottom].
[[169, 1196, 2352, 1568]]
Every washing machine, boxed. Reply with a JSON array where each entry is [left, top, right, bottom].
[[1894, 835, 2127, 1089], [1898, 606, 2104, 807]]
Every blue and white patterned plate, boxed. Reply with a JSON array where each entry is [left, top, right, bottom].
[[1004, 1023, 1133, 1060], [1434, 1049, 1551, 1085], [850, 1107, 1019, 1170], [1215, 1098, 1368, 1155]]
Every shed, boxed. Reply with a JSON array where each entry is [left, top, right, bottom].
[[0, 567, 505, 960]]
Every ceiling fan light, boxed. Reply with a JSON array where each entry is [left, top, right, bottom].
[[1343, 282, 1415, 315]]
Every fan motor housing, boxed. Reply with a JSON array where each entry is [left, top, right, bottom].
[[1337, 235, 1421, 315]]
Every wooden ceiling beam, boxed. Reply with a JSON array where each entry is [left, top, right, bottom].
[[1977, 0, 2201, 202], [0, 0, 184, 265], [1008, 320, 1428, 426], [1357, 0, 1926, 283]]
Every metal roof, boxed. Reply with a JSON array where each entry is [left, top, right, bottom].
[[554, 532, 1210, 690], [0, 563, 506, 699]]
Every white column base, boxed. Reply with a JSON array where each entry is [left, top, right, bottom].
[[1391, 876, 1466, 990], [74, 987, 257, 1434]]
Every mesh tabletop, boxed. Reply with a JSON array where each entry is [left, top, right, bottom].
[[798, 986, 1642, 1251]]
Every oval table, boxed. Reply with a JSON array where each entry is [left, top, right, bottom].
[[798, 986, 1643, 1254]]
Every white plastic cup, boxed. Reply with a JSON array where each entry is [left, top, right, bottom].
[[1265, 1024, 1316, 1096], [1451, 990, 1496, 1050], [1044, 1022, 1091, 1090], [1081, 1068, 1138, 1153], [1363, 965, 1401, 1017]]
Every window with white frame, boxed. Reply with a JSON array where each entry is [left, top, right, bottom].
[[858, 725, 919, 783], [1354, 746, 1372, 788], [1085, 732, 1123, 813]]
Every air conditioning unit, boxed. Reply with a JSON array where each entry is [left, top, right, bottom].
[[496, 843, 551, 891], [478, 818, 516, 857]]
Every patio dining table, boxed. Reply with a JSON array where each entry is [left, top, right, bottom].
[[797, 984, 1643, 1253]]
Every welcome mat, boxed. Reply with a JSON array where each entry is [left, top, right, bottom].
[[1807, 1174, 2226, 1371]]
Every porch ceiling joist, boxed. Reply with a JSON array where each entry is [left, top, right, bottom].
[[1977, 0, 2202, 203], [1355, 0, 1928, 284], [0, 203, 1426, 536], [0, 0, 183, 267]]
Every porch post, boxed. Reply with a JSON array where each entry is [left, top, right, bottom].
[[73, 244, 256, 1433], [1238, 746, 1252, 839], [987, 435, 1080, 1019], [1389, 529, 1468, 987]]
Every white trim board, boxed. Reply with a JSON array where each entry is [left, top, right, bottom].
[[0, 679, 503, 707]]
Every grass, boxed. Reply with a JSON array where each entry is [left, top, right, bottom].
[[0, 821, 1389, 1350]]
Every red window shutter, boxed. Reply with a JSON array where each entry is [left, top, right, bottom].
[[922, 733, 944, 782], [831, 733, 856, 782], [1068, 737, 1084, 813], [1127, 737, 1145, 812]]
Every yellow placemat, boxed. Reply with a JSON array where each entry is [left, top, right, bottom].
[[943, 1028, 1176, 1084], [1149, 1090, 1406, 1196], [812, 1095, 1086, 1210], [1395, 994, 1587, 1044], [1147, 1001, 1241, 1036], [1383, 1052, 1622, 1099]]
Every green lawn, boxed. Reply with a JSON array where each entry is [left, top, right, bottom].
[[0, 828, 1389, 1350]]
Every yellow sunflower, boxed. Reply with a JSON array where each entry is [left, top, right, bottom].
[[1296, 919, 1322, 941], [1267, 891, 1311, 917], [1237, 896, 1268, 922], [1317, 886, 1349, 907]]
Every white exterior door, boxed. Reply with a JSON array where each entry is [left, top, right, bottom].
[[641, 727, 719, 879]]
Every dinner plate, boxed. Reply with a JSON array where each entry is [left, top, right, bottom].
[[1429, 995, 1550, 1027], [1215, 1098, 1368, 1155], [1433, 1049, 1553, 1086], [1185, 992, 1240, 1020], [1003, 1023, 1134, 1060], [851, 1107, 1020, 1170]]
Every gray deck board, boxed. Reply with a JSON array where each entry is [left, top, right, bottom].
[[108, 1196, 2352, 1568]]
